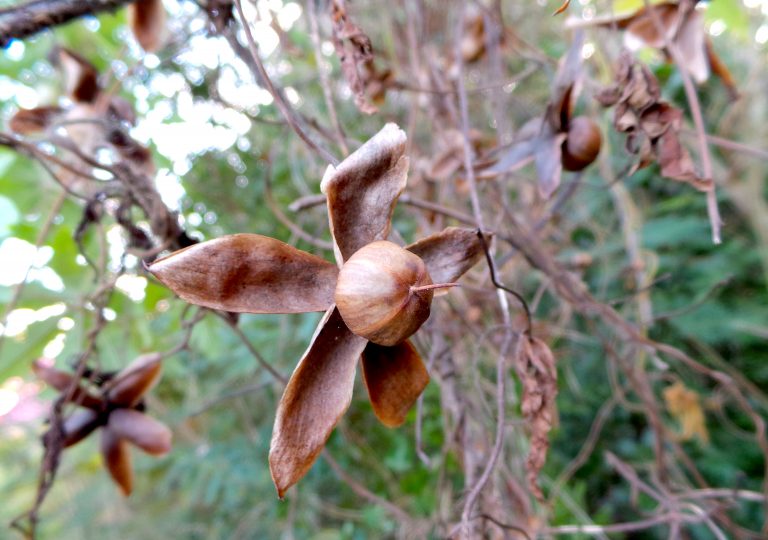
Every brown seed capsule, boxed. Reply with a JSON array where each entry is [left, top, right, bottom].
[[335, 241, 434, 346], [561, 116, 602, 171]]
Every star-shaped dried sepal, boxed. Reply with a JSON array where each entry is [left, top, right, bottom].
[[147, 123, 489, 497], [33, 353, 172, 496]]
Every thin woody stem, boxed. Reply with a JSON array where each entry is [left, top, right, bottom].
[[410, 282, 460, 293]]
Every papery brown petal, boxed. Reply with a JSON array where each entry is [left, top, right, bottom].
[[269, 307, 368, 498], [9, 106, 63, 134], [106, 353, 162, 407], [128, 0, 167, 53], [108, 409, 171, 455], [148, 234, 339, 314], [406, 227, 488, 292], [534, 133, 566, 199], [32, 359, 102, 410], [320, 123, 408, 264], [675, 9, 708, 84], [101, 427, 133, 496], [56, 48, 100, 103], [62, 409, 101, 447], [623, 3, 678, 50], [362, 340, 429, 428]]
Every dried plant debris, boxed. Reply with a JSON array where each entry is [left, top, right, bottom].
[[330, 0, 378, 114], [33, 354, 171, 496], [663, 381, 709, 443], [516, 337, 558, 501], [567, 0, 738, 98], [9, 47, 154, 183], [148, 123, 488, 497], [597, 51, 709, 190], [482, 31, 601, 197]]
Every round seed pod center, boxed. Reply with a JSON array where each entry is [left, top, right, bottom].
[[335, 241, 434, 346]]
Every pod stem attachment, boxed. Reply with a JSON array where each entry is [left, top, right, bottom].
[[410, 282, 460, 293]]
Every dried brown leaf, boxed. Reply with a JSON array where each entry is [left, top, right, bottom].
[[517, 337, 558, 501], [269, 307, 368, 498], [321, 123, 408, 264], [9, 106, 63, 134], [330, 0, 377, 114], [62, 409, 101, 447], [108, 409, 172, 455], [361, 340, 429, 428], [128, 0, 167, 53], [148, 234, 339, 313], [657, 131, 709, 190], [663, 381, 709, 443], [406, 227, 487, 290], [106, 352, 162, 407]]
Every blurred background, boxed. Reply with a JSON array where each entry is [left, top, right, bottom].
[[0, 0, 767, 538]]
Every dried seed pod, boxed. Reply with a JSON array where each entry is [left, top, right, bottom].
[[62, 409, 101, 447], [101, 427, 133, 496], [335, 241, 434, 346], [561, 116, 602, 171], [106, 352, 162, 407]]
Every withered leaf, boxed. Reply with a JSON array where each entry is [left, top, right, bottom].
[[62, 409, 101, 448], [101, 427, 133, 496], [106, 352, 162, 407], [517, 337, 558, 501], [269, 307, 368, 498], [568, 1, 730, 88], [321, 123, 408, 264], [406, 227, 488, 291], [361, 340, 429, 428], [108, 409, 172, 455], [663, 381, 708, 443], [330, 0, 377, 114], [9, 106, 63, 134], [148, 234, 339, 313], [128, 0, 167, 53], [657, 131, 708, 190]]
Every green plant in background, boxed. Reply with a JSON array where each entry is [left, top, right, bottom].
[[0, 0, 766, 539]]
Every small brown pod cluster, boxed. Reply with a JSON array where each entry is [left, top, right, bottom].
[[561, 116, 602, 171]]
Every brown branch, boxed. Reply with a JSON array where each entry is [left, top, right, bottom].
[[0, 0, 132, 46]]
